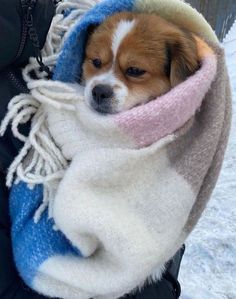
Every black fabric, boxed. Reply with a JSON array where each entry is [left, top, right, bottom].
[[0, 0, 21, 70], [124, 278, 178, 299], [0, 0, 55, 70], [0, 1, 56, 298], [0, 1, 184, 298], [0, 69, 29, 172]]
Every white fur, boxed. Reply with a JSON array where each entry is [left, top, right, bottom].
[[112, 20, 136, 58]]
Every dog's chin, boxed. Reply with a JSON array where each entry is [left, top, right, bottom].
[[89, 100, 120, 115]]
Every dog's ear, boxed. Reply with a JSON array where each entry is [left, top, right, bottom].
[[165, 31, 199, 87]]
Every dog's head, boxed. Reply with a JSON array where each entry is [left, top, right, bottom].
[[82, 12, 199, 114]]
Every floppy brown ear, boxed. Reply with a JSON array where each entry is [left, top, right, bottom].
[[166, 30, 199, 87]]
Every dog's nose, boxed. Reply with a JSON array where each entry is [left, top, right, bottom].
[[92, 84, 114, 104]]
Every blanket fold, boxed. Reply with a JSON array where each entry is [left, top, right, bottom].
[[1, 0, 231, 299]]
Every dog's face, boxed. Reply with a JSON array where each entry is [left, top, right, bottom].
[[82, 12, 199, 114]]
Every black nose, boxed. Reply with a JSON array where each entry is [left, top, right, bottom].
[[92, 84, 114, 104]]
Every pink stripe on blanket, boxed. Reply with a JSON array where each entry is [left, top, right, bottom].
[[114, 55, 217, 148]]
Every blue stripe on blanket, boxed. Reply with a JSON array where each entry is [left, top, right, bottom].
[[53, 0, 135, 83], [9, 182, 80, 287]]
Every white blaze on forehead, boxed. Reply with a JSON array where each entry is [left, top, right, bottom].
[[84, 19, 135, 112], [112, 19, 136, 58]]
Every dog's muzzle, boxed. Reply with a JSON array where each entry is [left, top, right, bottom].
[[91, 84, 115, 114]]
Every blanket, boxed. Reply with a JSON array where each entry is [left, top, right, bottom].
[[0, 0, 232, 299]]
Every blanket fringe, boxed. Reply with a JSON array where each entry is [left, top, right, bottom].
[[0, 0, 94, 221]]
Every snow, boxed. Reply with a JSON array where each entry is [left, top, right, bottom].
[[179, 21, 236, 299]]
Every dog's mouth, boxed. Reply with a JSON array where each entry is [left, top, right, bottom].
[[90, 100, 118, 115], [89, 95, 158, 114]]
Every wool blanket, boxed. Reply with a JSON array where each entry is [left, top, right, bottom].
[[0, 0, 232, 299]]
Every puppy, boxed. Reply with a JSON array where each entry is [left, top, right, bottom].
[[82, 12, 199, 114]]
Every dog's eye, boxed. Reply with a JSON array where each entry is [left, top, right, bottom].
[[92, 58, 102, 69], [126, 67, 146, 77]]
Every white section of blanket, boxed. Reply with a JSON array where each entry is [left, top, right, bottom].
[[37, 120, 196, 298], [46, 92, 135, 161]]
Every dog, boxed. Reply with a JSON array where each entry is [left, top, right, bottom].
[[82, 12, 199, 114]]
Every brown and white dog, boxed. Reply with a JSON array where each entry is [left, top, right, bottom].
[[82, 12, 199, 114]]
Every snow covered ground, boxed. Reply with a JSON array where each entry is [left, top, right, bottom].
[[179, 22, 236, 299]]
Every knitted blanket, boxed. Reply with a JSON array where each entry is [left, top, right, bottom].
[[0, 0, 232, 299]]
